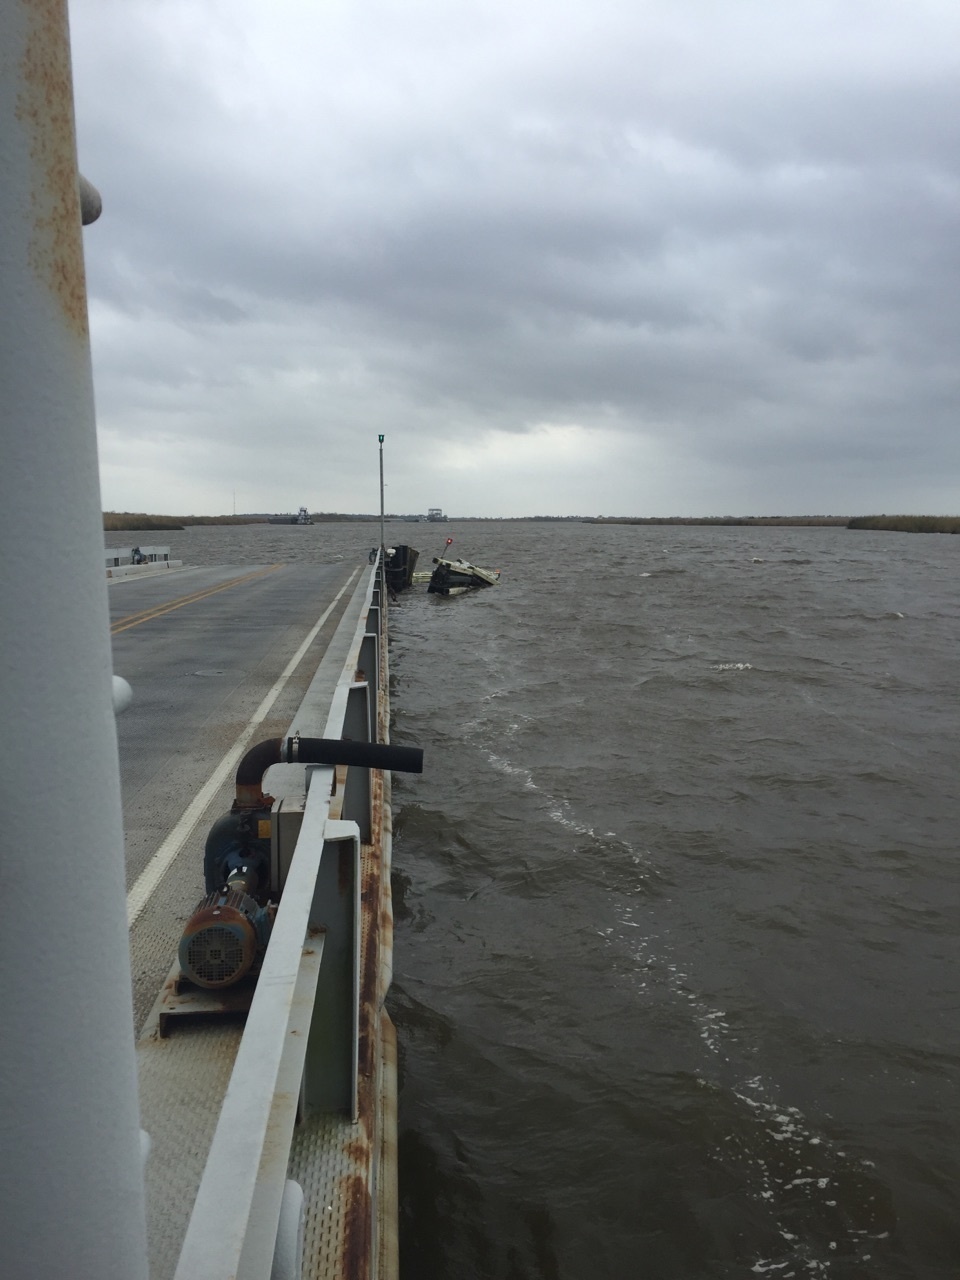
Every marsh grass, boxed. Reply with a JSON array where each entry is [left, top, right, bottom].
[[848, 515, 960, 533], [103, 512, 262, 530], [591, 515, 849, 526]]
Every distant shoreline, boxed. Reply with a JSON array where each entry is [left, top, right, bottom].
[[594, 515, 960, 532], [102, 512, 960, 533], [588, 516, 849, 526]]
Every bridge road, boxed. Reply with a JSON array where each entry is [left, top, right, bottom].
[[108, 562, 361, 1029]]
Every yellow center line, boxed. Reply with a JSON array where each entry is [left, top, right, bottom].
[[110, 565, 283, 635]]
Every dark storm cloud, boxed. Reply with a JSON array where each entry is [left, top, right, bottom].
[[70, 0, 960, 515]]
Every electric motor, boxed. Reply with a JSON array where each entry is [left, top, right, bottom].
[[178, 888, 261, 988]]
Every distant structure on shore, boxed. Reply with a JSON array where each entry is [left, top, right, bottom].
[[267, 506, 313, 525], [427, 508, 447, 522]]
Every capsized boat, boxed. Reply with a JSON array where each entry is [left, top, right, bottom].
[[384, 544, 419, 592], [428, 556, 501, 596]]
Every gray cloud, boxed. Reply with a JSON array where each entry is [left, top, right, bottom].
[[71, 0, 960, 516]]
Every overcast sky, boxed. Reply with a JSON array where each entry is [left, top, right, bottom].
[[70, 0, 960, 518]]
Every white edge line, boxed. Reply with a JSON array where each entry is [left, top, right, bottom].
[[125, 567, 361, 927]]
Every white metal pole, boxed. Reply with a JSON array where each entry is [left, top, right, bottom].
[[0, 4, 149, 1277]]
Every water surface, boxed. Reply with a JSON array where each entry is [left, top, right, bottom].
[[387, 523, 958, 1280], [108, 519, 959, 1278]]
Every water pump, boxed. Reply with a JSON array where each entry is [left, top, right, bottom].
[[177, 734, 423, 989]]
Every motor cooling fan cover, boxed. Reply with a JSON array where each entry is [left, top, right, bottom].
[[178, 889, 259, 988]]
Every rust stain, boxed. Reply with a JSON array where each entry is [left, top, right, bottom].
[[338, 1173, 372, 1280], [343, 1136, 368, 1166], [356, 827, 382, 1086], [361, 764, 388, 1060], [15, 0, 90, 337]]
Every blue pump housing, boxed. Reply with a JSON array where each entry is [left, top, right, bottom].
[[203, 808, 271, 897]]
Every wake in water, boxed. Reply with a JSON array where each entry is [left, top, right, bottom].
[[461, 691, 660, 890], [462, 690, 894, 1275], [611, 901, 896, 1276]]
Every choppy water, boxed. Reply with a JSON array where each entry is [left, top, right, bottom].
[[107, 520, 959, 1278], [386, 523, 959, 1280]]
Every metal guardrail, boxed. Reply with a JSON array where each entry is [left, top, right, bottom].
[[174, 562, 384, 1280], [105, 546, 171, 567]]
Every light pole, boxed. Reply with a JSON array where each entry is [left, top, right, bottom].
[[378, 434, 385, 566]]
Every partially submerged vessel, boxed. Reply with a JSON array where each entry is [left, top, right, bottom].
[[428, 556, 501, 596], [384, 544, 419, 592]]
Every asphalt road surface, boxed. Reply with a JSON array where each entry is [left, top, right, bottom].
[[108, 562, 360, 1030]]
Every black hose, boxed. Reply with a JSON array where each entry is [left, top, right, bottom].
[[235, 737, 284, 789], [285, 736, 423, 774], [233, 735, 423, 807]]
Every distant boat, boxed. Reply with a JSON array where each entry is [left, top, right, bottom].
[[427, 508, 446, 522], [268, 506, 313, 525]]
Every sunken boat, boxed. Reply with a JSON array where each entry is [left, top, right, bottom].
[[428, 556, 501, 596], [384, 544, 420, 592]]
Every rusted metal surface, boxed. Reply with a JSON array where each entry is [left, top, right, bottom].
[[15, 0, 90, 337], [338, 1173, 374, 1280], [155, 963, 256, 1039], [358, 771, 385, 1087], [377, 1014, 400, 1279], [303, 583, 392, 1278]]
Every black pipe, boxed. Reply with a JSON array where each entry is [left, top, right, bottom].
[[285, 736, 423, 774], [233, 735, 424, 809], [235, 737, 284, 789]]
